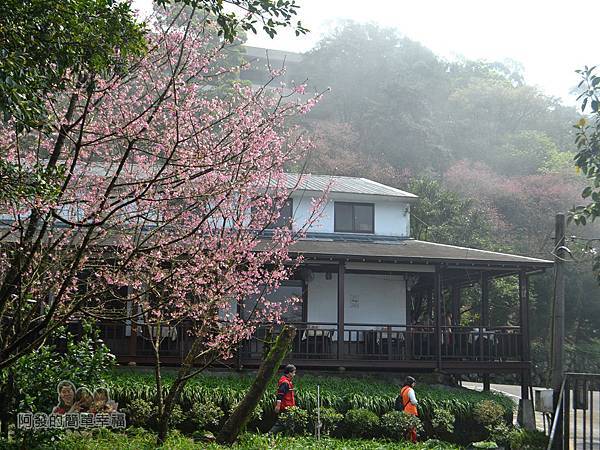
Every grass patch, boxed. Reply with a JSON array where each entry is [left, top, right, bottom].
[[45, 429, 461, 449]]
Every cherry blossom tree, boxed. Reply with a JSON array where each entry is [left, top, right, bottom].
[[0, 6, 321, 438]]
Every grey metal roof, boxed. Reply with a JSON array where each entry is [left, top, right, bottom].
[[244, 46, 302, 63], [285, 173, 418, 199], [283, 238, 553, 268]]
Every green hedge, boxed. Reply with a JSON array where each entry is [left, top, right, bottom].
[[108, 370, 513, 416], [106, 370, 513, 443]]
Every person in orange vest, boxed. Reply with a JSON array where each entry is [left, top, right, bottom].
[[269, 364, 296, 434], [400, 375, 419, 443]]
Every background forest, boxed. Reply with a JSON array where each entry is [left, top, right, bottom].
[[249, 22, 600, 384]]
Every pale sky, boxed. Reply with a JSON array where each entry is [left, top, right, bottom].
[[134, 0, 594, 105]]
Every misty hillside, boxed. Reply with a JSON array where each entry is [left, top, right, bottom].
[[247, 22, 600, 379]]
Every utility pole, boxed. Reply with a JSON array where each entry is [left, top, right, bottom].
[[551, 213, 566, 446]]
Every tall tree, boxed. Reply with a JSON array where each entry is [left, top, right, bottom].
[[0, 0, 321, 427], [0, 0, 147, 132]]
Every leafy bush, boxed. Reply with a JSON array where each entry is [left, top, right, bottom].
[[343, 408, 380, 438], [470, 442, 499, 449], [100, 371, 513, 444], [124, 398, 156, 429], [279, 406, 309, 435], [487, 421, 511, 447], [380, 410, 422, 441], [47, 429, 462, 449], [315, 407, 343, 436], [508, 428, 549, 450], [473, 400, 505, 426], [187, 401, 224, 432], [170, 404, 186, 429], [430, 407, 455, 437], [2, 322, 115, 415]]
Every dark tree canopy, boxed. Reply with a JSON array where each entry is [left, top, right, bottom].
[[0, 0, 147, 131]]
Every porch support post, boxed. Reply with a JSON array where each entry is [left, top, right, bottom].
[[481, 272, 489, 327], [481, 273, 490, 391], [451, 285, 460, 325], [517, 269, 536, 429], [337, 260, 345, 360], [434, 267, 442, 370], [519, 270, 531, 399]]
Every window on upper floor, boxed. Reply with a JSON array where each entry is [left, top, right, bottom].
[[334, 202, 374, 233]]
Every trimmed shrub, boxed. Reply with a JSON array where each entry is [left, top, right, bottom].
[[473, 400, 505, 426], [279, 406, 309, 435], [470, 442, 499, 449], [4, 322, 115, 417], [380, 410, 422, 441], [103, 371, 515, 444], [430, 407, 455, 437], [186, 401, 224, 433], [343, 408, 380, 438], [124, 398, 156, 429], [487, 421, 511, 447], [169, 404, 186, 429], [508, 428, 549, 450], [315, 407, 343, 436]]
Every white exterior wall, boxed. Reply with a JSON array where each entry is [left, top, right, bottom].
[[291, 193, 410, 237], [307, 272, 406, 326]]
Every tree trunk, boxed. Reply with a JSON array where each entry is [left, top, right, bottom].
[[216, 325, 296, 445], [156, 337, 204, 445]]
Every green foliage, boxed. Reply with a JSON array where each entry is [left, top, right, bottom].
[[12, 429, 461, 449], [470, 442, 499, 449], [188, 401, 224, 432], [473, 400, 505, 427], [155, 0, 307, 41], [571, 67, 600, 228], [508, 428, 549, 450], [125, 399, 156, 429], [380, 410, 422, 441], [408, 178, 498, 249], [170, 404, 186, 429], [1, 322, 115, 415], [315, 407, 343, 436], [487, 421, 511, 447], [100, 371, 513, 443], [278, 406, 308, 436], [106, 371, 513, 429], [0, 0, 147, 131], [0, 160, 65, 202], [342, 408, 380, 438], [430, 407, 455, 437]]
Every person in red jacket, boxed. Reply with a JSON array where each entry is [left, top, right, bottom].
[[400, 376, 419, 442], [269, 364, 296, 434]]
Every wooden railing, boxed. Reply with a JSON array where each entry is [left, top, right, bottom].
[[240, 322, 338, 360], [238, 323, 523, 363], [96, 321, 523, 365]]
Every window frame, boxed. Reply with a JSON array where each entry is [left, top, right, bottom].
[[334, 201, 375, 234]]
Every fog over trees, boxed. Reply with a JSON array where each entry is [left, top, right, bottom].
[[268, 21, 600, 380]]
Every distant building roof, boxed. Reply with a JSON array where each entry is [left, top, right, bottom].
[[285, 173, 418, 200], [243, 46, 302, 63]]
